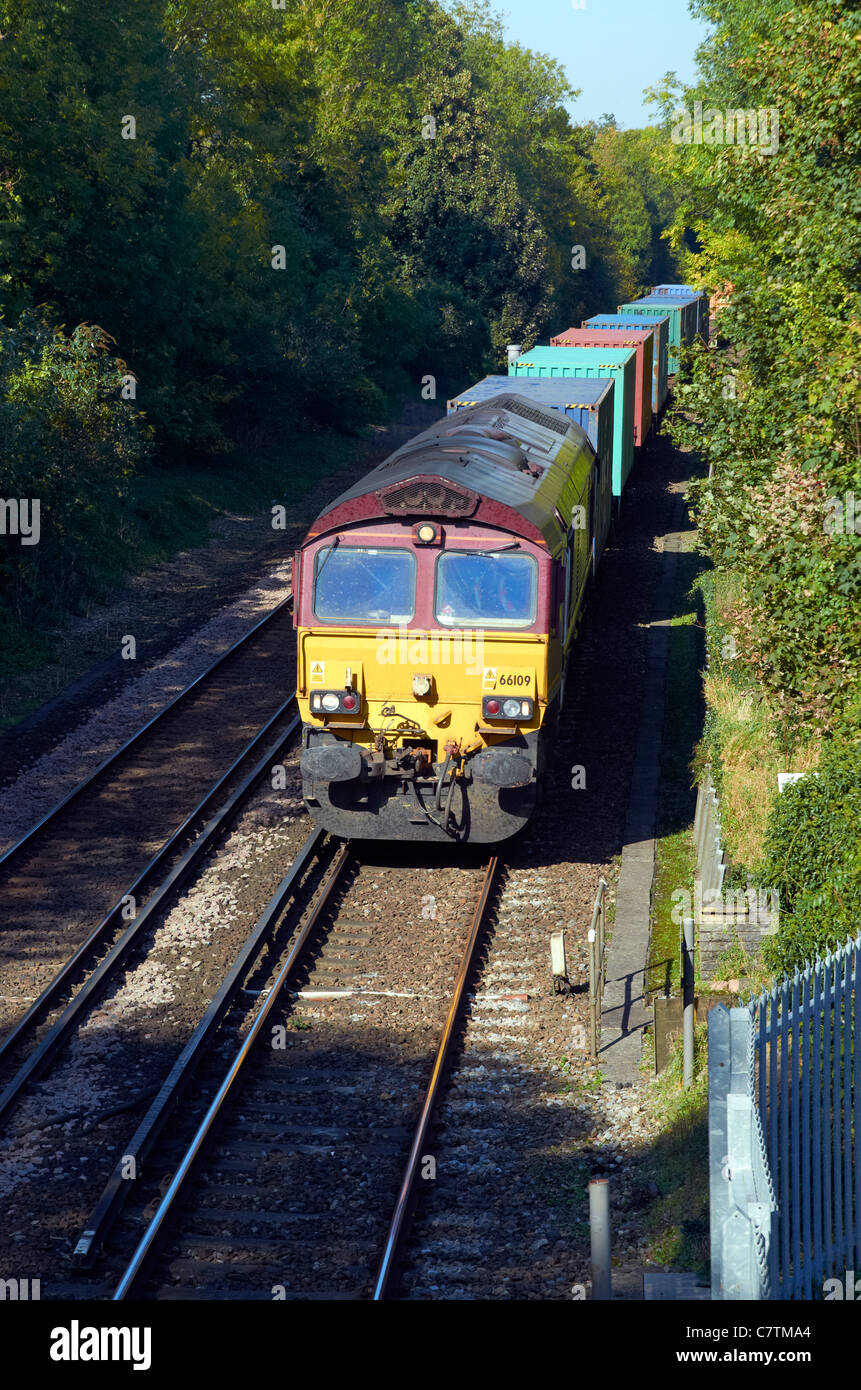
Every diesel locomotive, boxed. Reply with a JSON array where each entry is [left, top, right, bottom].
[[295, 394, 611, 842], [294, 282, 703, 842]]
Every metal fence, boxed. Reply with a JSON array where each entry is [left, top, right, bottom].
[[709, 934, 861, 1299], [694, 767, 727, 903]]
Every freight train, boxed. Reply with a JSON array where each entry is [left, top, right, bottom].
[[294, 286, 706, 842]]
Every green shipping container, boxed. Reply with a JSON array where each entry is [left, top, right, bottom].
[[618, 296, 698, 373], [509, 345, 636, 498]]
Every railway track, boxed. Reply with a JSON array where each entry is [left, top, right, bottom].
[[0, 596, 293, 876], [93, 846, 502, 1301], [0, 597, 299, 1132]]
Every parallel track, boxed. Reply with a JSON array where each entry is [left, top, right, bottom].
[[0, 595, 292, 875], [373, 855, 499, 1299], [0, 597, 299, 1132], [107, 852, 501, 1301]]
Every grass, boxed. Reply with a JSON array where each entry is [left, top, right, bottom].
[[711, 933, 774, 999], [649, 557, 822, 1004], [639, 1023, 710, 1275], [650, 826, 696, 999], [703, 571, 820, 879], [555, 1066, 604, 1096]]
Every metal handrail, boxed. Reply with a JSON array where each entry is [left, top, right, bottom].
[[588, 878, 609, 1059]]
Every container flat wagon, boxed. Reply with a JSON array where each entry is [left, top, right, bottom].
[[618, 295, 698, 373], [651, 284, 710, 343]]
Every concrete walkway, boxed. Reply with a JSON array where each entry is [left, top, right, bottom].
[[600, 488, 686, 1085]]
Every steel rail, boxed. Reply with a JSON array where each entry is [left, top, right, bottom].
[[74, 825, 328, 1266], [0, 701, 300, 1129], [0, 593, 292, 876], [112, 843, 352, 1301], [372, 854, 500, 1301], [0, 694, 299, 1075]]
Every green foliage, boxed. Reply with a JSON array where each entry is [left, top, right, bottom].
[[0, 0, 674, 446], [0, 0, 682, 677], [657, 0, 861, 732], [649, 1, 861, 967], [590, 122, 687, 296], [762, 736, 861, 974], [0, 309, 152, 643], [643, 1024, 710, 1276]]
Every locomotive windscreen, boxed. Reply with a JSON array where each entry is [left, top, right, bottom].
[[313, 546, 416, 624], [436, 551, 537, 627]]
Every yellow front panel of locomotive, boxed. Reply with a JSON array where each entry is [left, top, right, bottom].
[[298, 628, 549, 747]]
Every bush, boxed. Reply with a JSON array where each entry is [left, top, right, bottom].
[[0, 308, 152, 652], [761, 734, 861, 975]]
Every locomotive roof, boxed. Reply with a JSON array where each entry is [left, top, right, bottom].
[[309, 394, 597, 550]]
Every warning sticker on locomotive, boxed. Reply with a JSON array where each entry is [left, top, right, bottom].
[[483, 667, 536, 694], [310, 661, 325, 684]]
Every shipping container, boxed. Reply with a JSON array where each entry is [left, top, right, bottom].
[[550, 327, 652, 446], [446, 376, 614, 561], [508, 345, 636, 498], [651, 284, 709, 344], [618, 296, 698, 373], [582, 313, 669, 413], [448, 373, 613, 505]]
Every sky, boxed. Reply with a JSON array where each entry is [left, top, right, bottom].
[[491, 0, 710, 129]]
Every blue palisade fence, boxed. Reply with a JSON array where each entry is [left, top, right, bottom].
[[709, 935, 861, 1299]]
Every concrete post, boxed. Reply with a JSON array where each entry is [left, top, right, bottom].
[[589, 1177, 611, 1300]]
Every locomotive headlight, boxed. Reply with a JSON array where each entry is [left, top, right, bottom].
[[321, 693, 340, 712], [413, 521, 443, 546], [502, 698, 522, 719]]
